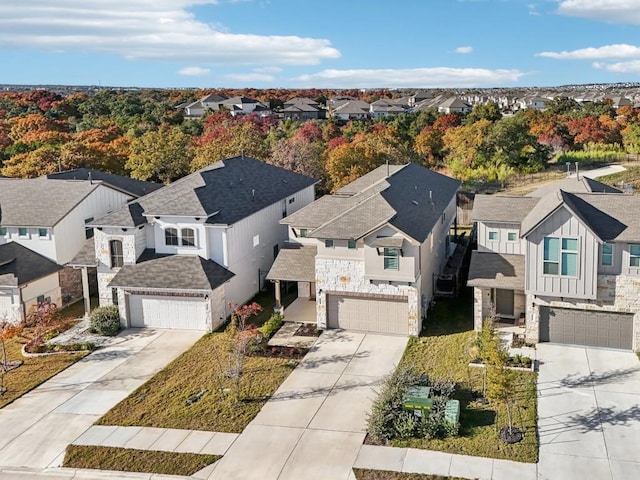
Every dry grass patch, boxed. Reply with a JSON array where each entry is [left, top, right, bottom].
[[96, 331, 297, 432], [353, 469, 463, 480], [64, 445, 219, 476]]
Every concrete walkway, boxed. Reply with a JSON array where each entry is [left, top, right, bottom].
[[0, 329, 202, 471], [537, 344, 640, 480], [204, 330, 408, 480], [578, 164, 626, 179], [72, 425, 237, 456]]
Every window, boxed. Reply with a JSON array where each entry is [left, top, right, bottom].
[[383, 248, 400, 270], [601, 243, 614, 266], [288, 197, 295, 204], [488, 231, 498, 241], [38, 228, 48, 238], [441, 212, 445, 224], [181, 228, 195, 247], [273, 244, 279, 260], [253, 234, 260, 247], [348, 240, 357, 249], [165, 228, 178, 246], [112, 288, 119, 306], [109, 240, 124, 268], [0, 227, 6, 237], [18, 228, 28, 237], [299, 228, 308, 238], [325, 239, 334, 248], [507, 232, 517, 242], [281, 199, 287, 218], [85, 217, 94, 239], [630, 244, 640, 267], [544, 236, 578, 276], [37, 295, 45, 304]]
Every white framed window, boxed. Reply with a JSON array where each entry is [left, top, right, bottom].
[[544, 236, 578, 276], [253, 234, 260, 247], [601, 243, 613, 267], [299, 228, 308, 238], [18, 227, 28, 238], [38, 228, 48, 238], [109, 239, 124, 268], [165, 228, 178, 246], [0, 227, 7, 237], [85, 217, 94, 239], [507, 232, 517, 242], [630, 244, 640, 267], [324, 239, 334, 248], [348, 240, 357, 249], [488, 231, 498, 241], [383, 248, 400, 270], [181, 228, 196, 247]]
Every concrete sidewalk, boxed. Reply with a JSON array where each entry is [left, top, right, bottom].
[[0, 329, 202, 470]]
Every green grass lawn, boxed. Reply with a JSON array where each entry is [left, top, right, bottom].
[[598, 165, 640, 190], [353, 470, 463, 480], [63, 445, 219, 476], [1, 333, 88, 409], [391, 289, 538, 463], [58, 296, 99, 319], [96, 330, 297, 432]]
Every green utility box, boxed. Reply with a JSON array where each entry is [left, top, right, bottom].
[[445, 399, 460, 424], [403, 386, 433, 415]]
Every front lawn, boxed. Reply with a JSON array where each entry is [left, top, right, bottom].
[[353, 470, 463, 480], [63, 445, 219, 476], [390, 289, 538, 463], [1, 331, 88, 409], [96, 331, 298, 432]]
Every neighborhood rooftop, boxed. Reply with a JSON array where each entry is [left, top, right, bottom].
[[45, 168, 162, 198], [90, 156, 318, 227], [0, 242, 62, 286], [467, 251, 525, 291]]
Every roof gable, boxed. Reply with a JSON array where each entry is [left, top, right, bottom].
[[0, 242, 62, 286]]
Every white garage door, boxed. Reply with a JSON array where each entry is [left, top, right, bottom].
[[327, 294, 409, 335], [128, 295, 208, 331], [0, 291, 14, 320]]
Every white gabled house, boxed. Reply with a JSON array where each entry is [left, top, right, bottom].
[[267, 163, 461, 336], [85, 156, 317, 331]]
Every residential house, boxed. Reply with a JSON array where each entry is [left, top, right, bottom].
[[183, 94, 229, 119], [267, 163, 461, 336], [369, 99, 406, 119], [468, 175, 640, 351], [182, 94, 270, 119], [85, 156, 317, 332], [331, 100, 371, 120], [282, 98, 325, 120], [437, 97, 472, 114], [0, 174, 149, 321]]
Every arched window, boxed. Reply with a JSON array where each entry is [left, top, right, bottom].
[[109, 240, 123, 268], [181, 228, 195, 247], [165, 228, 178, 246]]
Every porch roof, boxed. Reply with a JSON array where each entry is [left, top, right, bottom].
[[266, 244, 316, 282], [467, 251, 525, 291]]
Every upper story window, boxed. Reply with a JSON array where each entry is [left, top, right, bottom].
[[109, 240, 124, 268], [85, 217, 94, 239], [348, 240, 357, 249], [0, 227, 7, 237], [601, 243, 614, 267], [325, 239, 334, 248], [165, 228, 179, 246], [181, 228, 195, 247], [18, 228, 28, 238], [38, 228, 48, 238], [543, 236, 578, 276], [299, 228, 308, 238], [383, 247, 400, 270], [288, 197, 295, 204], [630, 244, 640, 267], [488, 231, 498, 241], [507, 232, 517, 242]]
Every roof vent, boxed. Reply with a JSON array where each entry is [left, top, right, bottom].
[[412, 200, 419, 206]]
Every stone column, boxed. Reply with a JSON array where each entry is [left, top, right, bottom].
[[81, 267, 91, 318]]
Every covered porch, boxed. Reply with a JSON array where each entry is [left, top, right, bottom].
[[266, 243, 318, 324], [467, 251, 527, 340]]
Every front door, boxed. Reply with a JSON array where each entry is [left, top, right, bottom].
[[495, 289, 514, 317]]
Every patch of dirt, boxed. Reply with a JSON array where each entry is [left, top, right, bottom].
[[499, 426, 523, 444], [253, 345, 309, 360], [294, 324, 322, 337]]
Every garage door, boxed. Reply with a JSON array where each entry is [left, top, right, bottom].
[[0, 291, 14, 319], [539, 306, 633, 350], [327, 294, 408, 335], [128, 295, 208, 330]]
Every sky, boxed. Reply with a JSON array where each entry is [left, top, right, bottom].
[[1, 0, 640, 89]]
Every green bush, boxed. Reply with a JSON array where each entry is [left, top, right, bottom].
[[90, 306, 121, 336], [258, 313, 283, 339]]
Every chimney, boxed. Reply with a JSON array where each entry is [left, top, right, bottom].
[[575, 162, 579, 180]]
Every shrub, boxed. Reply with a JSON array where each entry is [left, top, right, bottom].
[[90, 306, 121, 336], [258, 313, 283, 339]]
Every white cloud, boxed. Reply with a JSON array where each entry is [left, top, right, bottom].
[[593, 60, 640, 73], [537, 43, 640, 60], [224, 72, 275, 82], [454, 46, 473, 54], [0, 1, 340, 65], [253, 66, 282, 73], [293, 67, 525, 88], [557, 0, 640, 24], [178, 66, 211, 76]]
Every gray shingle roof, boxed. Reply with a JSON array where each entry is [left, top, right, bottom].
[[109, 250, 234, 291], [467, 251, 525, 290], [0, 242, 62, 286], [68, 238, 97, 267], [0, 178, 100, 227], [45, 169, 162, 198], [529, 176, 621, 198], [472, 195, 540, 223], [91, 156, 318, 228], [266, 244, 317, 282], [283, 163, 460, 243]]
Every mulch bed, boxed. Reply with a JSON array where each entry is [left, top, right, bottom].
[[294, 324, 322, 337]]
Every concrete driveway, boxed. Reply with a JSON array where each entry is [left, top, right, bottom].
[[537, 344, 640, 480], [0, 329, 202, 471], [207, 330, 408, 480]]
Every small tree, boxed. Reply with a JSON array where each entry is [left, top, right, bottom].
[[25, 302, 59, 346]]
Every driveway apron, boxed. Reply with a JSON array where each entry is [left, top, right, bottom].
[[208, 330, 408, 480], [537, 344, 640, 480], [0, 329, 202, 470]]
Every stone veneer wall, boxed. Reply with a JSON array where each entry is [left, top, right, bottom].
[[315, 258, 420, 335], [526, 274, 640, 349], [473, 288, 525, 332], [94, 229, 138, 306]]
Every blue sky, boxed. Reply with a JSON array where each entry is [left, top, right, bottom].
[[1, 0, 640, 89]]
